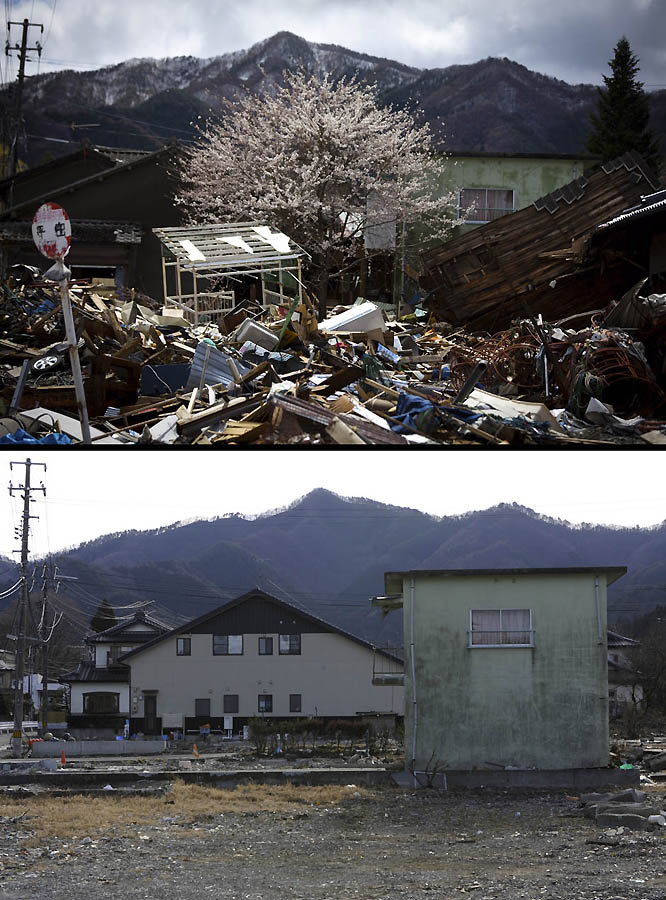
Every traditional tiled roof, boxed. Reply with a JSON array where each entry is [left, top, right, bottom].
[[59, 662, 130, 684]]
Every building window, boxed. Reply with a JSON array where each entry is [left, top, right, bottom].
[[289, 694, 302, 713], [213, 635, 243, 655], [459, 188, 515, 224], [470, 609, 533, 647], [259, 636, 273, 655], [195, 698, 211, 718], [258, 694, 273, 713], [279, 634, 301, 655], [107, 645, 132, 665], [176, 638, 191, 656], [83, 692, 120, 714], [224, 694, 239, 714]]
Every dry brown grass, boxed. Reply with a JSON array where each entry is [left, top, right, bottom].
[[0, 782, 366, 845]]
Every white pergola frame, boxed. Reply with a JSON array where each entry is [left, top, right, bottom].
[[153, 222, 309, 325]]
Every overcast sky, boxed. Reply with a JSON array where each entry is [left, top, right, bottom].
[[0, 450, 663, 560], [3, 0, 665, 88]]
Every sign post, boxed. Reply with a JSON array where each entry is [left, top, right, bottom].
[[32, 203, 91, 444]]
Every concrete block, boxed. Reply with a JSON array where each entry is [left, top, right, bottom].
[[592, 803, 660, 818], [595, 813, 652, 831], [608, 788, 647, 803], [647, 752, 666, 771]]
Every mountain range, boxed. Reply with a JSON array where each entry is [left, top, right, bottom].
[[6, 31, 666, 165], [0, 489, 663, 657]]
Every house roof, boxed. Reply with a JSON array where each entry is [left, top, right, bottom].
[[119, 588, 403, 664], [446, 150, 598, 162], [608, 630, 640, 648], [87, 610, 170, 644], [0, 146, 119, 194], [0, 145, 176, 220], [383, 566, 628, 586], [593, 188, 666, 234], [59, 662, 130, 684]]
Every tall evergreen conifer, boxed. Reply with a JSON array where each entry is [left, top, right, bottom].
[[90, 598, 117, 634], [587, 36, 660, 173]]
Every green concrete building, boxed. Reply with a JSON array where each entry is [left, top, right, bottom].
[[373, 567, 626, 777], [442, 152, 596, 233]]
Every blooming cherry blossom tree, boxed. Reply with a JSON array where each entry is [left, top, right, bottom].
[[177, 71, 459, 315]]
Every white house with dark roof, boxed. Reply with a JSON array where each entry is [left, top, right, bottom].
[[61, 611, 169, 733], [120, 589, 404, 736]]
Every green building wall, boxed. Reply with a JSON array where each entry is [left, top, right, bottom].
[[399, 571, 612, 771], [439, 153, 594, 234]]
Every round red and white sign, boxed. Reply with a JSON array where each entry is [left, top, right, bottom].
[[32, 202, 72, 260]]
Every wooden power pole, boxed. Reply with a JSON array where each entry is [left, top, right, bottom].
[[4, 18, 43, 189], [8, 459, 46, 758]]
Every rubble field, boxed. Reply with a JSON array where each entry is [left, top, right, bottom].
[[3, 265, 666, 445], [2, 782, 666, 899]]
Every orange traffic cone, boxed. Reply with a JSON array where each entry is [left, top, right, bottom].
[[192, 744, 200, 759], [60, 750, 66, 766]]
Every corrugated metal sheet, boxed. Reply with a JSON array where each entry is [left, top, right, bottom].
[[185, 342, 253, 391]]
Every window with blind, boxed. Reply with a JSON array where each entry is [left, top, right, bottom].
[[213, 635, 243, 655], [459, 188, 515, 224], [469, 609, 533, 646]]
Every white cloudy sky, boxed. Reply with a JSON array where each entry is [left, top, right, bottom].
[[0, 450, 663, 559], [3, 0, 665, 87]]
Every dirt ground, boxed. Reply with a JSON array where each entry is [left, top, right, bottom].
[[2, 782, 666, 899]]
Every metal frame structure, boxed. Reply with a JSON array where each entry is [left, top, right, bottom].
[[153, 222, 309, 326]]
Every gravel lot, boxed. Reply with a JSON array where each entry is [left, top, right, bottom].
[[2, 783, 666, 899]]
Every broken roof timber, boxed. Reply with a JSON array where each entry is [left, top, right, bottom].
[[421, 151, 659, 331]]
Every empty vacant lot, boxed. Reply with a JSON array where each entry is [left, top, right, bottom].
[[2, 783, 666, 899]]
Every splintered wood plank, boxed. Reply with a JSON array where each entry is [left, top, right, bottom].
[[215, 420, 271, 443]]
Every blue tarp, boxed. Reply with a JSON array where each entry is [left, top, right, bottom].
[[390, 393, 435, 435], [0, 428, 72, 445]]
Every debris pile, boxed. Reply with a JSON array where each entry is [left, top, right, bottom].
[[1, 265, 666, 445]]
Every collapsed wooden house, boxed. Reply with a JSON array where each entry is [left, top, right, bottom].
[[421, 152, 660, 332]]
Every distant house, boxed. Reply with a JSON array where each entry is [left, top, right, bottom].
[[120, 589, 404, 737], [372, 566, 627, 777], [61, 611, 169, 734], [607, 630, 643, 718], [0, 649, 15, 718], [0, 144, 184, 300]]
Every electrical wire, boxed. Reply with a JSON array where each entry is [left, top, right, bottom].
[[0, 578, 23, 598]]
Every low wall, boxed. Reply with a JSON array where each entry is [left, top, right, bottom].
[[393, 767, 640, 790], [32, 740, 167, 758]]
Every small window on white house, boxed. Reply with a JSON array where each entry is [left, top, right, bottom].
[[279, 634, 301, 655], [176, 638, 191, 656], [470, 609, 532, 646], [459, 188, 515, 224]]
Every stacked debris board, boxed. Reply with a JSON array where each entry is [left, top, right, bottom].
[[421, 152, 659, 332]]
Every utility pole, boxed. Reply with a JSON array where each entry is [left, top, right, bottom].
[[5, 18, 43, 187], [8, 459, 46, 758], [39, 565, 49, 734], [37, 564, 72, 735]]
